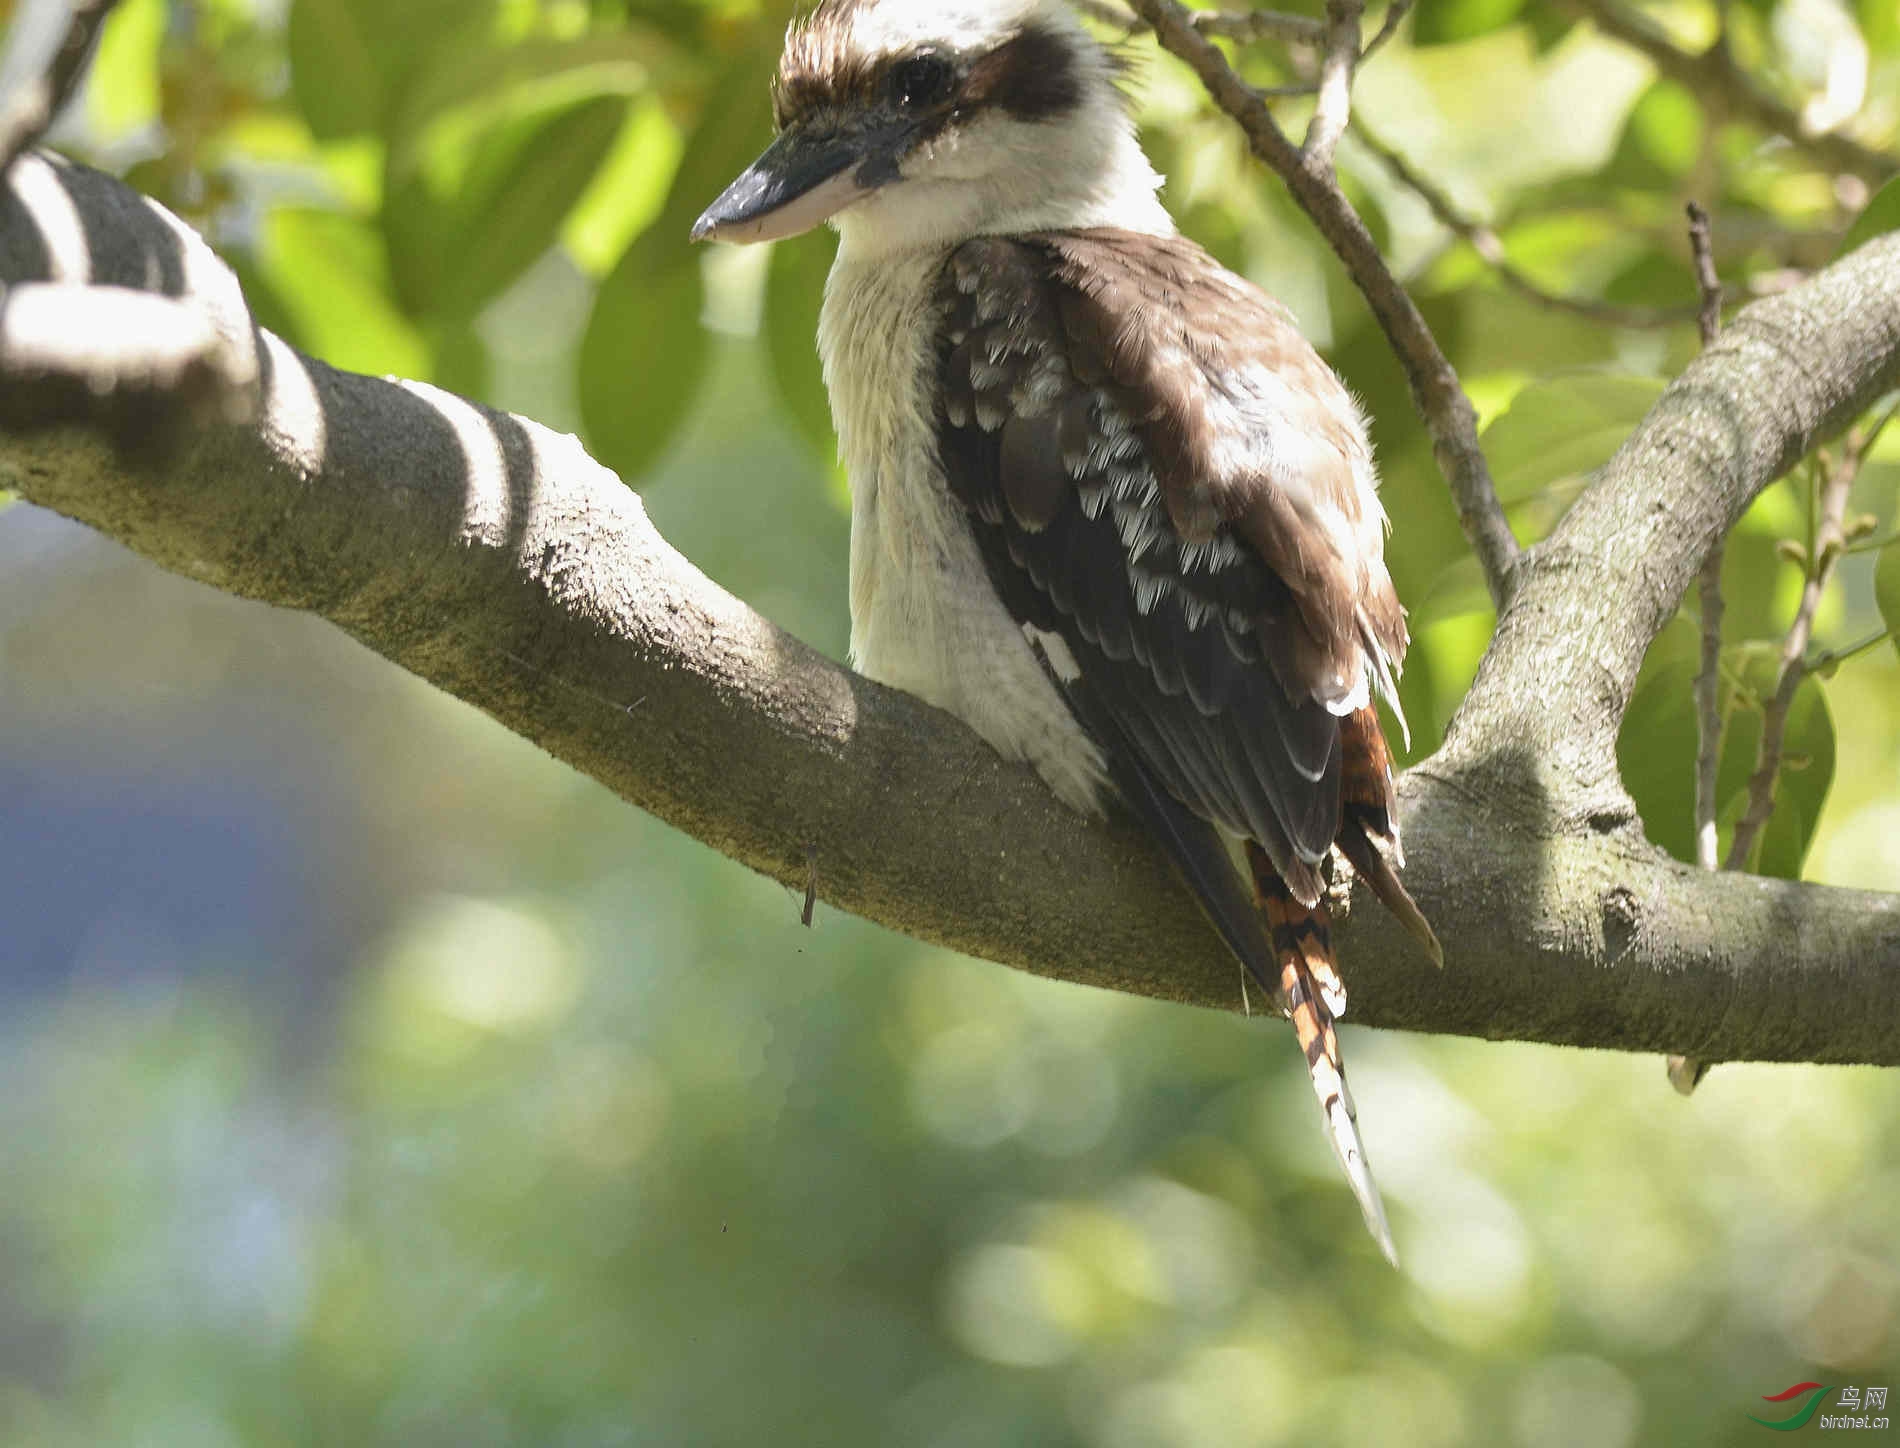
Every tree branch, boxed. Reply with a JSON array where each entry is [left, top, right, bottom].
[[1674, 200, 1726, 1096], [1124, 0, 1521, 609], [4, 155, 1900, 1064], [1558, 0, 1899, 184]]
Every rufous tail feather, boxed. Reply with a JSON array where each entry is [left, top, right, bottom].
[[1249, 841, 1397, 1266]]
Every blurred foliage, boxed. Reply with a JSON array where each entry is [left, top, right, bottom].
[[4, 0, 1900, 1442]]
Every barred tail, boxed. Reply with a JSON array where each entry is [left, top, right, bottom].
[[1248, 841, 1397, 1266]]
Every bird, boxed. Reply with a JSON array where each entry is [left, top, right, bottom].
[[692, 0, 1439, 1263]]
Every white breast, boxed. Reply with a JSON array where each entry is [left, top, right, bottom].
[[818, 246, 1108, 816]]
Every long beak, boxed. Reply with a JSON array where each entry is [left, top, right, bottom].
[[691, 119, 909, 244]]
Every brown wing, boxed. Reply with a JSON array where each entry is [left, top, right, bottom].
[[937, 230, 1406, 896], [1035, 229, 1407, 713]]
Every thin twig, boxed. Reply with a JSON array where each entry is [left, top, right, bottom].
[[1088, 0, 1410, 86], [1304, 0, 1364, 167], [1191, 8, 1325, 44], [1359, 0, 1411, 66], [1687, 202, 1726, 875], [1810, 628, 1892, 676], [1558, 0, 1899, 184], [1723, 449, 1859, 871], [0, 0, 122, 174], [1351, 120, 1703, 329], [1124, 0, 1522, 607], [1672, 203, 1727, 1096]]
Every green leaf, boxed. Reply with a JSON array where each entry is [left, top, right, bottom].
[[1524, 7, 1576, 52], [1876, 537, 1900, 662], [261, 207, 430, 380], [1619, 628, 1835, 877], [430, 321, 493, 406], [1629, 81, 1704, 176], [387, 31, 677, 167], [564, 98, 686, 278], [385, 93, 629, 323], [765, 230, 839, 461], [577, 50, 776, 483], [1479, 373, 1666, 502], [288, 0, 483, 141], [1840, 175, 1900, 258], [1859, 0, 1900, 52], [1412, 0, 1527, 46], [87, 0, 164, 140], [578, 247, 705, 484], [1618, 615, 1704, 865], [1714, 643, 1835, 879], [287, 0, 389, 141]]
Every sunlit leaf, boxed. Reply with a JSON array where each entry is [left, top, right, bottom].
[[1412, 0, 1527, 45], [1840, 175, 1900, 258], [563, 96, 685, 278], [1612, 80, 1705, 186], [1876, 536, 1900, 662], [577, 49, 776, 483], [1479, 373, 1666, 502], [288, 0, 482, 140], [87, 0, 164, 140], [261, 206, 430, 379], [386, 94, 628, 323], [287, 0, 389, 140], [386, 30, 677, 166], [1859, 0, 1900, 51], [764, 230, 839, 462]]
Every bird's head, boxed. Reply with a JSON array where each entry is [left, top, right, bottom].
[[692, 0, 1169, 258]]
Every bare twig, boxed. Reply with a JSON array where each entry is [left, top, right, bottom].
[[1686, 203, 1724, 347], [1673, 201, 1727, 1096], [1722, 445, 1862, 871], [0, 0, 122, 173], [1558, 0, 1899, 184], [1191, 8, 1325, 44], [1304, 0, 1364, 167], [1123, 0, 1521, 607], [1085, 0, 1409, 96], [1351, 121, 1703, 329]]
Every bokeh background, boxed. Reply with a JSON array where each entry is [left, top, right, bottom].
[[3, 0, 1899, 1442]]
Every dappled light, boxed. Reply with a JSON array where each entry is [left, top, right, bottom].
[[2, 0, 1899, 1441]]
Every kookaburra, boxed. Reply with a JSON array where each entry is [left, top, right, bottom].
[[693, 0, 1438, 1262]]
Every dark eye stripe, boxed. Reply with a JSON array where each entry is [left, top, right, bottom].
[[773, 22, 1082, 133]]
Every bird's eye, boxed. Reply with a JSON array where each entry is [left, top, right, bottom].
[[889, 54, 955, 111]]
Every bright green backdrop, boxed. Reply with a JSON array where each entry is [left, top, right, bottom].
[[2, 0, 1899, 1443]]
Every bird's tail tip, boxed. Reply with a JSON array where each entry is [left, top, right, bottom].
[[1251, 845, 1398, 1266], [1323, 1083, 1399, 1267]]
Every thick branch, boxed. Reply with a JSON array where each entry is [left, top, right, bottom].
[[4, 156, 1900, 1066], [1443, 226, 1900, 814]]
